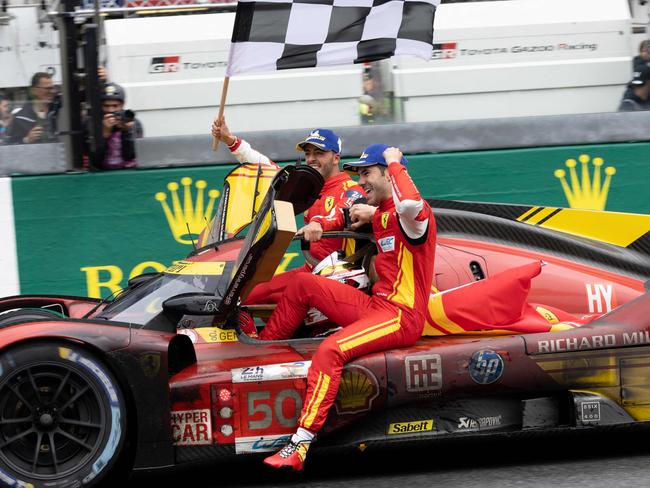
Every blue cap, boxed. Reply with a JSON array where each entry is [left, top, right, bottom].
[[295, 129, 342, 154], [343, 144, 408, 172]]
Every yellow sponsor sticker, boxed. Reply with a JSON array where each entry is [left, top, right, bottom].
[[165, 261, 226, 276], [195, 327, 238, 343], [387, 419, 434, 435], [535, 306, 559, 324]]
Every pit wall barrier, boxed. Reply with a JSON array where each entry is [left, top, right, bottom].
[[2, 139, 649, 298]]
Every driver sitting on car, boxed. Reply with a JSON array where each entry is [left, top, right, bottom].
[[259, 145, 437, 472], [211, 117, 365, 337]]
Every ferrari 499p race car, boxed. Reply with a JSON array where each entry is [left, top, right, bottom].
[[0, 163, 650, 487]]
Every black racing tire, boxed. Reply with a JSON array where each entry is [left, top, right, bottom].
[[0, 309, 63, 329], [0, 342, 128, 487]]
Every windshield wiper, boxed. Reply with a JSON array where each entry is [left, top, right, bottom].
[[82, 288, 125, 319]]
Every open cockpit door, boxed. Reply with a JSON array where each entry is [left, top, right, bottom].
[[199, 163, 279, 246], [215, 165, 324, 319]]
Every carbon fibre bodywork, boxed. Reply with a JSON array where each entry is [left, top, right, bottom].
[[1, 166, 650, 486]]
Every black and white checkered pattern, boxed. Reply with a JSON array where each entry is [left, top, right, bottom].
[[226, 0, 440, 76]]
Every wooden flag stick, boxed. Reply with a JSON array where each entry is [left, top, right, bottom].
[[211, 76, 231, 151]]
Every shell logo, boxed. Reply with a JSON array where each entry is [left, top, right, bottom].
[[335, 364, 379, 415]]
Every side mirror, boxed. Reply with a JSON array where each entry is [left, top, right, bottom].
[[162, 293, 222, 316]]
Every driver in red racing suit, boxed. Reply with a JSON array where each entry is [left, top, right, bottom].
[[261, 144, 436, 471], [211, 117, 365, 308]]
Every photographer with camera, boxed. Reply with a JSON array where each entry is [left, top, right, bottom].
[[7, 72, 59, 144], [96, 82, 143, 170]]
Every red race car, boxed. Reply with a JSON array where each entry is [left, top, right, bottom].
[[0, 164, 649, 487]]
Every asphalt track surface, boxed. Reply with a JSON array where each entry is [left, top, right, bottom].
[[127, 428, 650, 488]]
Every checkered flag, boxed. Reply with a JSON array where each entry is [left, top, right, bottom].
[[226, 0, 440, 76]]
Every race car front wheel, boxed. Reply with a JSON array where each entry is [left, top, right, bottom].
[[0, 342, 128, 487], [0, 309, 64, 329]]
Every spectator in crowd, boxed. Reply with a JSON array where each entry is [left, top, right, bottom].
[[633, 40, 650, 71], [359, 72, 377, 124], [359, 63, 390, 124], [618, 64, 650, 111], [7, 72, 58, 144], [95, 82, 143, 170], [0, 95, 12, 145]]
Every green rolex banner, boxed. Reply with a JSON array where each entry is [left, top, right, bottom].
[[5, 141, 650, 299], [10, 167, 301, 298], [415, 143, 645, 210]]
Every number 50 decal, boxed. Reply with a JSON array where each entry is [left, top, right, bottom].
[[246, 389, 304, 433]]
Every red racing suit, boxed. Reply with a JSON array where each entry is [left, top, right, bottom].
[[259, 162, 436, 434], [227, 137, 365, 305]]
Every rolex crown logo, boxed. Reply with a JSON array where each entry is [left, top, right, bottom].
[[554, 154, 616, 210], [155, 177, 220, 245]]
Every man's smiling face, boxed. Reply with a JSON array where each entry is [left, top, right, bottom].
[[302, 144, 340, 180], [357, 165, 390, 206]]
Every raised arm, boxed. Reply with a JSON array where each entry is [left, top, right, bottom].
[[211, 116, 278, 167], [384, 147, 430, 241]]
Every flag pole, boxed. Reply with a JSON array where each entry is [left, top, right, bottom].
[[211, 76, 230, 151]]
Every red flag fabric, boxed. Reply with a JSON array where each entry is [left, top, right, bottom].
[[422, 261, 592, 336]]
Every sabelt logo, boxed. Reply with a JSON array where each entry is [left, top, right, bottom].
[[150, 56, 180, 73], [387, 420, 434, 435]]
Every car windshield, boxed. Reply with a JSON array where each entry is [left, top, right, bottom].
[[97, 262, 234, 325]]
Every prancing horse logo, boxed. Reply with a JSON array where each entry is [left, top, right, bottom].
[[325, 196, 335, 213], [381, 212, 390, 229]]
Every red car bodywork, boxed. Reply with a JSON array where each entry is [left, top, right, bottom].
[[1, 165, 650, 487]]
